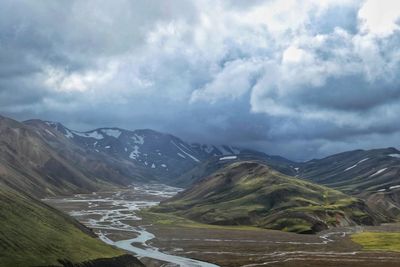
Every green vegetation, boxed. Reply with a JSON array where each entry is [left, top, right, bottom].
[[351, 232, 400, 252], [153, 161, 377, 234], [140, 210, 265, 231], [0, 186, 123, 267]]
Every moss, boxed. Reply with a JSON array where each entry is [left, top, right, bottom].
[[351, 232, 400, 252], [266, 218, 313, 234], [140, 210, 265, 231]]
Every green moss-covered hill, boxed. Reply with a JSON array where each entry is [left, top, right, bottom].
[[154, 161, 380, 234], [0, 185, 143, 267]]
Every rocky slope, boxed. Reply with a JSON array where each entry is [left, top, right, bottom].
[[153, 161, 380, 234]]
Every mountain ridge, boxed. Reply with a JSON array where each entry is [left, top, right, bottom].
[[153, 161, 381, 234]]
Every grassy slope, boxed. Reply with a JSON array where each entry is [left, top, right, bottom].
[[352, 232, 400, 252], [0, 185, 123, 267], [154, 161, 378, 233]]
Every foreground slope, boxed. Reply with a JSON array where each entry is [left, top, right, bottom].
[[154, 161, 379, 233], [0, 184, 144, 267]]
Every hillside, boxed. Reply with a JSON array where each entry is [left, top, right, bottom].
[[173, 153, 296, 187], [0, 184, 144, 267], [297, 148, 400, 194], [0, 116, 103, 197], [291, 148, 400, 220], [154, 161, 380, 234]]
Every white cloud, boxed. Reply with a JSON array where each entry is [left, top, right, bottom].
[[190, 59, 264, 103], [358, 0, 400, 37], [44, 62, 118, 92]]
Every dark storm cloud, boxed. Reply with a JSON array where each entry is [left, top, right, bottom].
[[1, 0, 400, 160]]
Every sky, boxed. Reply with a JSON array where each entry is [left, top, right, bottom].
[[1, 0, 400, 161]]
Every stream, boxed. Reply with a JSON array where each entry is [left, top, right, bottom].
[[46, 184, 219, 267]]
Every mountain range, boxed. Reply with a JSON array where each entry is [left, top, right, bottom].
[[2, 114, 400, 265]]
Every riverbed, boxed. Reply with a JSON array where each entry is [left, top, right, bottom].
[[45, 184, 400, 267], [45, 184, 218, 267]]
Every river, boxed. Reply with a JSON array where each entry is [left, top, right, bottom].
[[45, 184, 219, 267]]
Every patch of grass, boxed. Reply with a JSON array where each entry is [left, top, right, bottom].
[[140, 210, 265, 231], [351, 232, 400, 252], [0, 186, 123, 267], [266, 218, 313, 234]]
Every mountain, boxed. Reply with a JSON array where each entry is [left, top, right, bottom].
[[25, 119, 158, 190], [153, 161, 380, 234], [40, 119, 279, 184], [2, 114, 287, 196], [0, 183, 144, 267], [296, 147, 400, 194], [172, 152, 297, 187], [292, 148, 400, 220], [0, 116, 155, 198], [0, 116, 104, 197]]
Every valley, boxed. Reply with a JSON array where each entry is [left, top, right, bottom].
[[45, 183, 400, 267], [2, 114, 400, 266]]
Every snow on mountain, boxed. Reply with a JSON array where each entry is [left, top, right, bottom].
[[43, 122, 248, 181], [73, 130, 104, 140], [101, 129, 122, 138]]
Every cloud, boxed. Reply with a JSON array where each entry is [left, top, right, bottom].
[[358, 0, 400, 37], [1, 0, 400, 160]]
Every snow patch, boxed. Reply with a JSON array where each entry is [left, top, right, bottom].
[[219, 155, 237, 161], [151, 163, 156, 168], [129, 145, 140, 160], [370, 168, 388, 177], [73, 130, 104, 140], [64, 129, 74, 139], [177, 153, 186, 159], [101, 129, 121, 138], [344, 158, 369, 171], [131, 134, 144, 145], [389, 185, 400, 190], [389, 153, 400, 158], [171, 141, 200, 162], [161, 164, 167, 168]]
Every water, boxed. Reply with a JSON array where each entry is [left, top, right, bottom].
[[47, 184, 219, 267]]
